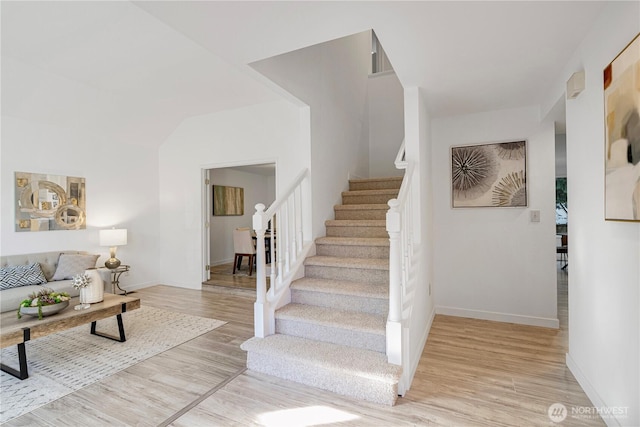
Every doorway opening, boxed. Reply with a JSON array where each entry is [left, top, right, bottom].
[[203, 163, 276, 291], [555, 129, 568, 333]]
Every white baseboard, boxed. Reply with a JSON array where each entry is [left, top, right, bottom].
[[566, 353, 624, 427], [211, 258, 234, 266], [436, 305, 559, 329], [146, 281, 202, 290], [115, 281, 156, 293]]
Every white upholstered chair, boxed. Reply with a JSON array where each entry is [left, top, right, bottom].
[[233, 228, 256, 276]]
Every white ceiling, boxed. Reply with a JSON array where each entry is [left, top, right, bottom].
[[1, 1, 279, 146], [135, 1, 604, 117], [2, 1, 604, 146]]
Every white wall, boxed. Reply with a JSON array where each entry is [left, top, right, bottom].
[[402, 87, 435, 389], [158, 100, 304, 288], [432, 106, 558, 328], [556, 133, 567, 177], [251, 31, 371, 238], [1, 58, 159, 291], [209, 168, 275, 266], [369, 71, 404, 177], [558, 2, 639, 425]]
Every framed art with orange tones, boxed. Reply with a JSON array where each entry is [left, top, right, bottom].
[[603, 33, 640, 221]]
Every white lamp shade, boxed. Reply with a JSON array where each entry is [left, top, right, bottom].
[[100, 229, 127, 246]]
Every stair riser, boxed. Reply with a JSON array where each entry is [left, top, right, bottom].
[[316, 244, 389, 259], [334, 209, 387, 220], [349, 181, 402, 191], [246, 352, 398, 405], [305, 265, 389, 285], [291, 289, 388, 315], [276, 319, 385, 353], [342, 194, 398, 205], [326, 226, 388, 238]]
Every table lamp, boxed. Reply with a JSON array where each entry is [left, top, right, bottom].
[[100, 228, 127, 269]]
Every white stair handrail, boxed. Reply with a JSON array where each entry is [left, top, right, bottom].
[[253, 169, 311, 338], [394, 139, 407, 170]]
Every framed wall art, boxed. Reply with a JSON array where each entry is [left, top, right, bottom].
[[15, 171, 86, 232], [603, 32, 640, 221], [212, 185, 244, 216], [451, 140, 527, 208]]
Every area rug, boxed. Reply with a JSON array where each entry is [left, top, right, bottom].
[[0, 306, 226, 424]]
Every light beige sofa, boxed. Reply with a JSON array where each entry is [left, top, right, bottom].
[[0, 251, 108, 313]]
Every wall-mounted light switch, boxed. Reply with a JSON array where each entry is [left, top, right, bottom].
[[530, 210, 541, 222]]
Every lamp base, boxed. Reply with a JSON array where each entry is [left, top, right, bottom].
[[105, 258, 121, 269]]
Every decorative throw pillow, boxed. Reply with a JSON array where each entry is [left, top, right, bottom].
[[51, 254, 99, 281], [0, 263, 48, 290]]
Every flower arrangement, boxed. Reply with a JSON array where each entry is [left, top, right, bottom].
[[72, 272, 93, 310], [17, 288, 70, 320], [72, 273, 91, 289]]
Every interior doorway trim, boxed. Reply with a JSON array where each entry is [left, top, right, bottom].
[[200, 158, 278, 283]]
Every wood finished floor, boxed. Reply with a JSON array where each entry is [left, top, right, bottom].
[[8, 267, 604, 426], [203, 262, 260, 291]]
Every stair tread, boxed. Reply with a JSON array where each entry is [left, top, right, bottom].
[[315, 237, 389, 247], [241, 334, 401, 383], [291, 277, 388, 299], [305, 256, 389, 270], [325, 219, 386, 227], [342, 189, 399, 196], [334, 204, 389, 210], [276, 303, 386, 335], [349, 177, 403, 184]]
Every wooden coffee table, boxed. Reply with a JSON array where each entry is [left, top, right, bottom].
[[0, 293, 140, 380]]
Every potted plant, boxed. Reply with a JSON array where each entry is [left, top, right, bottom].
[[17, 288, 71, 320]]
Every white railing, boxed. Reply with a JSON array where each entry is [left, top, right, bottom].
[[253, 169, 312, 338], [386, 140, 416, 395], [394, 139, 407, 170]]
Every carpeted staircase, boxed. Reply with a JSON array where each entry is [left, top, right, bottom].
[[241, 176, 403, 405]]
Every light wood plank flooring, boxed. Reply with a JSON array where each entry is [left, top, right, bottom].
[[203, 263, 258, 291], [8, 268, 603, 426]]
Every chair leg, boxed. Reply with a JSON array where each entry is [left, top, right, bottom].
[[233, 255, 239, 274], [248, 255, 254, 276]]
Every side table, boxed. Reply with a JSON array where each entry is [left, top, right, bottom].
[[109, 265, 130, 295]]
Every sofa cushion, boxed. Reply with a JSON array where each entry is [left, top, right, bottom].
[[0, 263, 48, 290], [51, 254, 99, 281]]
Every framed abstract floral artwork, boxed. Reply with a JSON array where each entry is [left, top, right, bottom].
[[451, 140, 527, 208], [603, 33, 640, 221]]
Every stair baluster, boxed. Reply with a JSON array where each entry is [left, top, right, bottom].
[[252, 169, 312, 338]]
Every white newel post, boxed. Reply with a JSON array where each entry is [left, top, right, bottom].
[[253, 203, 269, 338], [386, 198, 402, 365]]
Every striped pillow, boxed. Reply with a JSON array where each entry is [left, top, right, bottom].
[[0, 263, 48, 290]]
